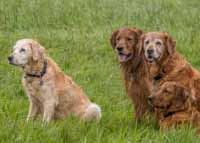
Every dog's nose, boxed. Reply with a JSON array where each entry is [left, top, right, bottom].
[[117, 47, 123, 52], [147, 49, 154, 55], [8, 56, 13, 62], [148, 96, 153, 102]]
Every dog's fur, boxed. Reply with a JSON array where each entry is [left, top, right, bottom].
[[110, 28, 152, 121], [140, 32, 200, 130], [8, 39, 101, 122], [151, 82, 200, 134]]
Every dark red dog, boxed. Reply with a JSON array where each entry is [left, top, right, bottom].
[[110, 28, 152, 121], [140, 32, 200, 133]]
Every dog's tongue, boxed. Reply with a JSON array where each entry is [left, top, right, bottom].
[[119, 54, 127, 62]]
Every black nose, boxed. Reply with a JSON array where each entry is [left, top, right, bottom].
[[8, 56, 13, 62], [148, 96, 153, 102], [147, 49, 154, 55], [117, 47, 123, 52]]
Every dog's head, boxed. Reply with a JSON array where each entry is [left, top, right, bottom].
[[149, 82, 189, 115], [8, 39, 45, 67], [140, 32, 176, 64], [110, 28, 143, 63]]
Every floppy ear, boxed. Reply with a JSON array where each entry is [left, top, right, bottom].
[[138, 34, 145, 56], [110, 30, 119, 49], [132, 28, 143, 38], [30, 41, 45, 61], [163, 32, 176, 55]]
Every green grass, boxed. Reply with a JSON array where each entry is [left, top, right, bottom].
[[0, 0, 200, 142]]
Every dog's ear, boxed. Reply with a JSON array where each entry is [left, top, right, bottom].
[[138, 34, 145, 56], [110, 29, 119, 49], [163, 32, 176, 55], [30, 41, 45, 61], [132, 28, 143, 39]]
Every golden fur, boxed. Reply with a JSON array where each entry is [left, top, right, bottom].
[[140, 32, 200, 132], [110, 28, 152, 121], [8, 39, 101, 122]]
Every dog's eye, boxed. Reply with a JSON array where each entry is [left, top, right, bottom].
[[20, 48, 26, 52], [127, 38, 133, 41], [116, 37, 120, 41], [145, 40, 149, 45], [156, 41, 162, 46]]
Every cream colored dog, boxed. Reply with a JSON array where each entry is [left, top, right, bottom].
[[8, 39, 101, 122]]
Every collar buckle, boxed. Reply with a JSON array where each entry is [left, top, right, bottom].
[[25, 60, 47, 85]]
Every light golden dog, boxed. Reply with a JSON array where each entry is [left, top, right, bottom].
[[140, 32, 200, 131], [8, 39, 101, 122]]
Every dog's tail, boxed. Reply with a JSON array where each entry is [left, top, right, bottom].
[[83, 103, 102, 122]]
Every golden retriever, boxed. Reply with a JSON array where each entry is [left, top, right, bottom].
[[8, 39, 101, 122], [140, 32, 200, 131], [110, 28, 152, 121], [150, 82, 200, 134]]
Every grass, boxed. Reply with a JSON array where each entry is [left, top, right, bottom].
[[0, 0, 200, 142]]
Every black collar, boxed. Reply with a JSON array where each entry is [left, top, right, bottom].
[[25, 60, 47, 78], [153, 74, 162, 81]]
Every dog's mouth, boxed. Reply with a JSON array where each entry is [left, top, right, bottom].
[[146, 55, 156, 63], [118, 52, 132, 62], [152, 101, 170, 110], [148, 97, 167, 108], [146, 54, 161, 64]]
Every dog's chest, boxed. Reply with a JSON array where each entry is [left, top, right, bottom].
[[23, 77, 51, 101]]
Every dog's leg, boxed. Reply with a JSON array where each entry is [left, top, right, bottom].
[[43, 100, 56, 122], [159, 112, 190, 129], [26, 98, 39, 122]]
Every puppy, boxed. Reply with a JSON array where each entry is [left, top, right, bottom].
[[140, 32, 200, 129], [8, 39, 101, 122], [110, 28, 152, 121]]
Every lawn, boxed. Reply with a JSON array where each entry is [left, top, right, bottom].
[[0, 0, 200, 142]]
